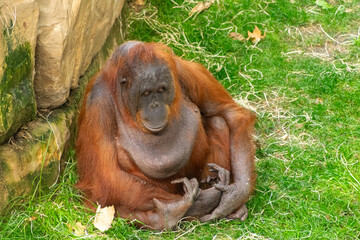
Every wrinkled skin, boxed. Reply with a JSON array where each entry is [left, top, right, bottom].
[[76, 41, 256, 230]]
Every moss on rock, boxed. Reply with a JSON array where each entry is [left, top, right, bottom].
[[0, 10, 128, 213], [0, 40, 36, 144]]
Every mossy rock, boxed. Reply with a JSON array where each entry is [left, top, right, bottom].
[[0, 39, 36, 144], [0, 13, 127, 213]]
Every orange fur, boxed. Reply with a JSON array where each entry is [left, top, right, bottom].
[[76, 42, 256, 229]]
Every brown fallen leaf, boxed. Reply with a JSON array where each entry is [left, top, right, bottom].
[[26, 216, 36, 221], [74, 222, 86, 236], [246, 26, 266, 44], [135, 0, 145, 6], [229, 32, 245, 41], [66, 222, 87, 236], [315, 98, 324, 105], [269, 184, 277, 190], [189, 1, 213, 16], [93, 205, 115, 232]]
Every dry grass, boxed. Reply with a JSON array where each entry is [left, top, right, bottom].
[[283, 24, 360, 73], [1, 0, 359, 239], [236, 89, 322, 149]]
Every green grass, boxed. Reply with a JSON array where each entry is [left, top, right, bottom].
[[1, 0, 359, 239]]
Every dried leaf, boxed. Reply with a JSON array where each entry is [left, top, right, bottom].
[[66, 222, 87, 236], [26, 216, 36, 221], [229, 32, 245, 41], [74, 222, 86, 236], [246, 26, 266, 44], [189, 1, 213, 16], [135, 0, 146, 6], [93, 205, 115, 232], [203, 2, 212, 9], [269, 185, 277, 190], [315, 98, 324, 105]]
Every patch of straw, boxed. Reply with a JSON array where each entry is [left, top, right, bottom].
[[235, 89, 322, 148], [283, 24, 360, 73]]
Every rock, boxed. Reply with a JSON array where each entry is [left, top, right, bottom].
[[34, 0, 125, 108], [0, 13, 126, 212], [0, 110, 73, 211], [0, 0, 39, 144]]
